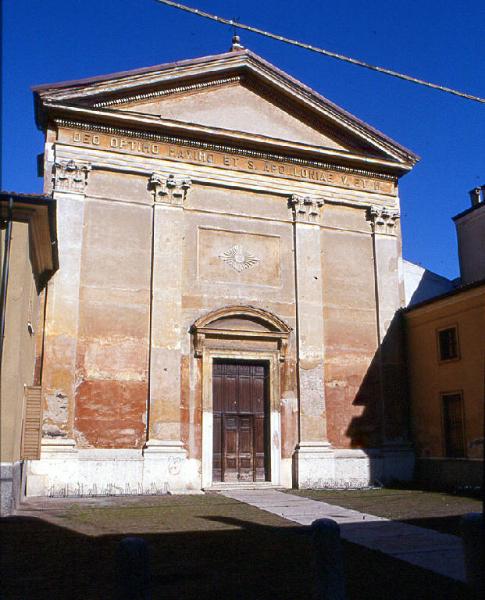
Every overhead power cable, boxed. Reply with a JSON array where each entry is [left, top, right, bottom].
[[153, 0, 485, 104]]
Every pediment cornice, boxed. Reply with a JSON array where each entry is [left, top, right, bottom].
[[34, 49, 419, 174]]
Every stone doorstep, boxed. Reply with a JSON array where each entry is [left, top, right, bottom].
[[205, 482, 283, 492]]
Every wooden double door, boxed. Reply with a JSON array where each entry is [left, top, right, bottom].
[[213, 361, 269, 483]]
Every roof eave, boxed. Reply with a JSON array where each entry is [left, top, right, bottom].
[[33, 48, 419, 168], [45, 102, 414, 175]]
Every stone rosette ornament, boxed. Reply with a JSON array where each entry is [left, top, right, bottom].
[[219, 244, 260, 272]]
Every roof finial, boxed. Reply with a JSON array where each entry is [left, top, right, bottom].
[[231, 34, 243, 51], [230, 17, 243, 51]]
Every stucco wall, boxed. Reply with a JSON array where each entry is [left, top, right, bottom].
[[40, 160, 407, 461], [406, 286, 485, 459], [455, 205, 485, 285], [1, 222, 40, 463], [403, 259, 453, 306]]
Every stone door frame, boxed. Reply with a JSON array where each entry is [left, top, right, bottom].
[[201, 348, 281, 489]]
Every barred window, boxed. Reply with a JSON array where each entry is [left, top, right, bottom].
[[438, 327, 459, 361], [442, 393, 465, 458]]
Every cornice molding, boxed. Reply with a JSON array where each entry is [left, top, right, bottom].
[[191, 305, 291, 361], [94, 76, 241, 108], [48, 106, 410, 175], [54, 119, 397, 182]]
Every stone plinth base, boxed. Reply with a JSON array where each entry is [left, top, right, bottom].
[[24, 440, 202, 497], [0, 461, 22, 515], [294, 443, 335, 488], [23, 441, 415, 497], [294, 445, 415, 488], [143, 440, 201, 493], [381, 445, 415, 483]]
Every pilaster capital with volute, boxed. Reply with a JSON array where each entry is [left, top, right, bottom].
[[367, 205, 400, 235], [52, 159, 91, 193], [149, 173, 191, 206], [289, 194, 324, 223]]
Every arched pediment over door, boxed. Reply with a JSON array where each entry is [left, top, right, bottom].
[[191, 305, 291, 362]]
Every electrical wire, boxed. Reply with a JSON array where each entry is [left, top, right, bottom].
[[153, 0, 485, 104]]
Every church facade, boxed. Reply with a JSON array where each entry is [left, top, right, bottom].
[[26, 45, 418, 496]]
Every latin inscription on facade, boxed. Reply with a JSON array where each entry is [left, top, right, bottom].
[[61, 128, 396, 195]]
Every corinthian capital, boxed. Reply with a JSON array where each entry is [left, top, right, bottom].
[[149, 173, 191, 206], [368, 206, 400, 235], [52, 160, 91, 192], [289, 194, 324, 223]]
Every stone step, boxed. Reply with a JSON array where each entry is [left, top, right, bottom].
[[204, 482, 283, 492]]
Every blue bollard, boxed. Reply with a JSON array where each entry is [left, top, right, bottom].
[[311, 518, 346, 600], [116, 536, 152, 600], [460, 512, 484, 597]]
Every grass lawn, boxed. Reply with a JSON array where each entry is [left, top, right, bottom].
[[1, 493, 473, 599], [287, 488, 482, 535]]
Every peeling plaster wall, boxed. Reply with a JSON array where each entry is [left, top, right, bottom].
[[41, 170, 152, 449], [34, 112, 411, 493], [321, 206, 380, 449], [74, 197, 151, 448]]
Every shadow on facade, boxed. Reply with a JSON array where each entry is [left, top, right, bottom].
[[344, 310, 412, 486], [0, 513, 470, 600]]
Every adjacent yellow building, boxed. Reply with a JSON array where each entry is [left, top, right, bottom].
[[405, 188, 484, 489], [405, 280, 484, 488]]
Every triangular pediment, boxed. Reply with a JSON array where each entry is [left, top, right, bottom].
[[33, 48, 419, 172], [118, 81, 348, 151]]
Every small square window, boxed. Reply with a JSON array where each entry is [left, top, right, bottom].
[[442, 392, 465, 457], [438, 327, 459, 361]]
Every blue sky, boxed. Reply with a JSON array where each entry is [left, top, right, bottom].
[[2, 0, 484, 279]]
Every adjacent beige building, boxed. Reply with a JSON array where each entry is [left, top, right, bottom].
[[454, 186, 485, 286], [23, 44, 420, 496], [0, 193, 58, 513]]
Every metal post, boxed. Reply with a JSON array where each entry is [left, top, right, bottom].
[[116, 536, 152, 600], [461, 512, 483, 597], [311, 518, 346, 600]]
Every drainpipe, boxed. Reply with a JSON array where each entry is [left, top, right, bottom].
[[0, 196, 14, 374]]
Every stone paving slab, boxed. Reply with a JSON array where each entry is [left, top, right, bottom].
[[221, 489, 466, 582]]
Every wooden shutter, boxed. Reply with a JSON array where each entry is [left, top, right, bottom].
[[21, 385, 42, 459]]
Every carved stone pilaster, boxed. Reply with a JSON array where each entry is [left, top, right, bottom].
[[149, 173, 191, 206], [52, 160, 91, 192], [289, 194, 324, 223], [368, 206, 400, 235]]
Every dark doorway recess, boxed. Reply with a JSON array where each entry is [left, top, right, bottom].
[[212, 361, 269, 483]]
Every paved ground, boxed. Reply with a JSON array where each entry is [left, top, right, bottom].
[[222, 489, 471, 582], [288, 488, 481, 535], [1, 491, 474, 599]]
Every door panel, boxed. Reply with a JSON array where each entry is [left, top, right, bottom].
[[223, 415, 239, 481], [212, 361, 268, 483], [254, 414, 266, 480], [238, 415, 254, 481]]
